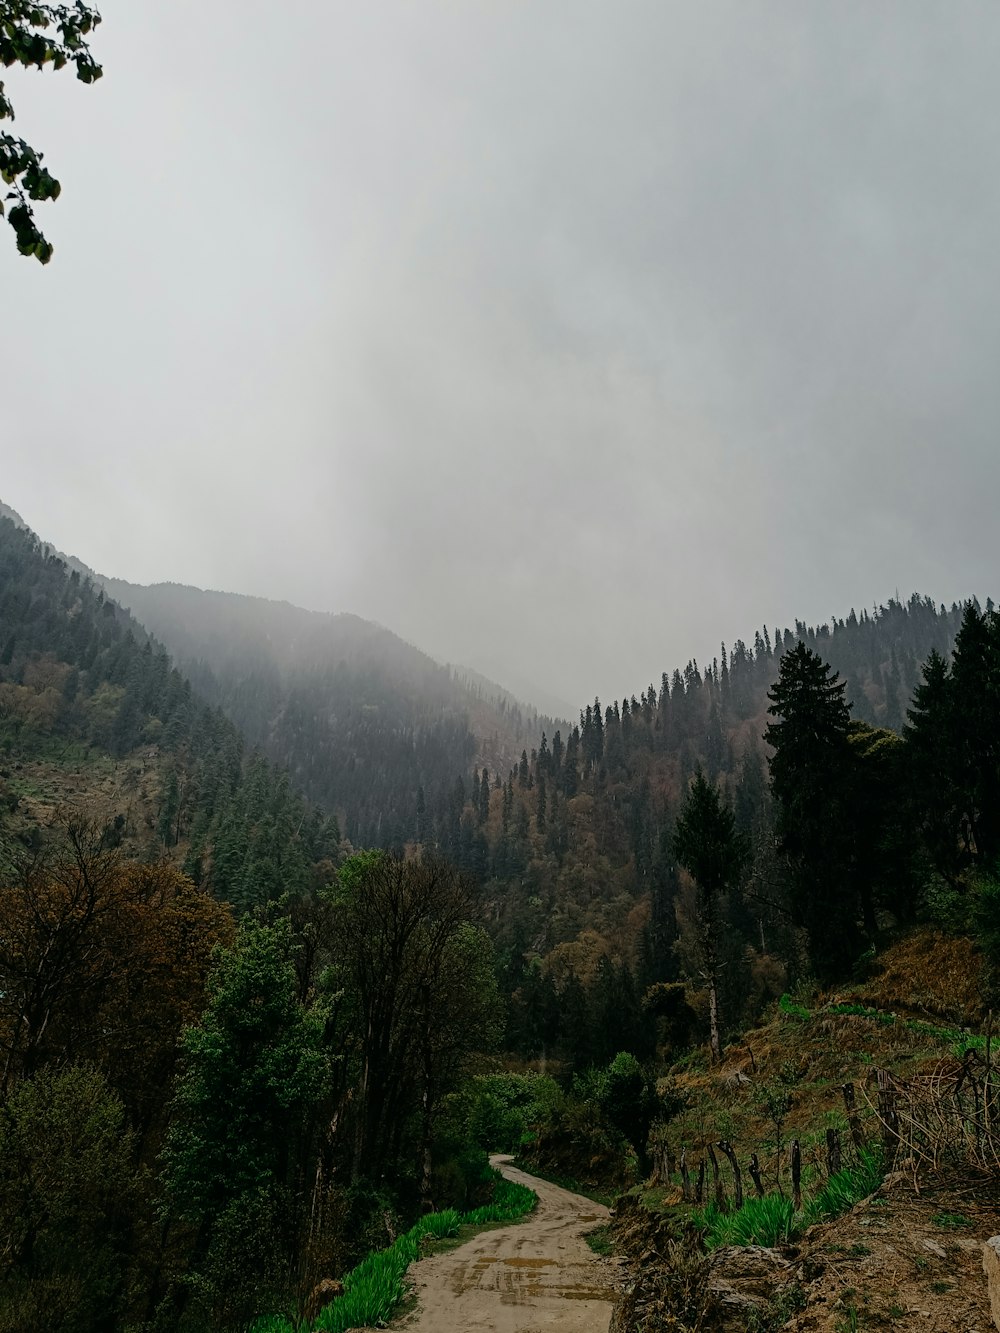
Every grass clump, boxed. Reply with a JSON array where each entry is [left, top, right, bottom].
[[583, 1223, 613, 1256], [694, 1195, 795, 1248], [804, 1148, 883, 1226], [778, 993, 811, 1021], [464, 1177, 536, 1225]]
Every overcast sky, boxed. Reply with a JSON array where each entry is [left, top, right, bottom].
[[3, 2, 999, 714]]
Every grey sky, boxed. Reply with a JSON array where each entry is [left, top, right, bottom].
[[3, 2, 999, 713]]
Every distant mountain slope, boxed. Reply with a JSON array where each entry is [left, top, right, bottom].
[[0, 516, 336, 907], [99, 578, 559, 847]]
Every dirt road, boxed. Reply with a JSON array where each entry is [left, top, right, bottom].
[[397, 1157, 618, 1333]]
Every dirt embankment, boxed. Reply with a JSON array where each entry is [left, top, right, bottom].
[[396, 1157, 619, 1332], [610, 1171, 1000, 1331]]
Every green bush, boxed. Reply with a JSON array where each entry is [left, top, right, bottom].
[[459, 1072, 563, 1153], [0, 1065, 138, 1333]]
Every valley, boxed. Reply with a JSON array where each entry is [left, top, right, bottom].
[[0, 502, 999, 1333]]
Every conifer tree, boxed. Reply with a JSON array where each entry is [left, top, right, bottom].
[[766, 643, 859, 976], [673, 773, 747, 1061]]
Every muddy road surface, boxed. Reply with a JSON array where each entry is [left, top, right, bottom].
[[397, 1156, 618, 1333]]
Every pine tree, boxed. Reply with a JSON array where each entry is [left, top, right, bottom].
[[673, 773, 747, 1062], [766, 643, 859, 977]]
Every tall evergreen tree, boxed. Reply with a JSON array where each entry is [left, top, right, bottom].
[[766, 643, 860, 977], [673, 773, 747, 1061]]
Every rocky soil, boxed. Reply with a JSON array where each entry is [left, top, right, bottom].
[[610, 1170, 1000, 1332]]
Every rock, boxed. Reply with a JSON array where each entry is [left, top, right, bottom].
[[983, 1236, 1000, 1331], [303, 1277, 345, 1327], [707, 1245, 794, 1329], [921, 1238, 947, 1259]]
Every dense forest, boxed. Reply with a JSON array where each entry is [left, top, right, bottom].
[[2, 507, 999, 1331]]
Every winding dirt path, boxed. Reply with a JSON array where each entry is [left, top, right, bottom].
[[396, 1157, 618, 1333]]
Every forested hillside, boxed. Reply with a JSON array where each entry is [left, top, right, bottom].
[[100, 576, 559, 847], [452, 594, 973, 1068], [0, 514, 514, 1331], [0, 517, 338, 907]]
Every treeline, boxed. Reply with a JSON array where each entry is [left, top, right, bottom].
[[0, 519, 516, 1330]]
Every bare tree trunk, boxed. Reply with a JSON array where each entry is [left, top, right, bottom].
[[708, 973, 722, 1064]]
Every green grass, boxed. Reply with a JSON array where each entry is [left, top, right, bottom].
[[692, 1148, 884, 1250], [251, 1173, 536, 1333], [463, 1177, 536, 1224], [508, 1159, 617, 1207], [804, 1148, 884, 1225], [777, 994, 986, 1059], [583, 1223, 613, 1256], [695, 1195, 796, 1248], [817, 1001, 984, 1058], [778, 993, 811, 1021]]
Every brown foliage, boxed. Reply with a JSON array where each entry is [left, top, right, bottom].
[[0, 820, 233, 1143]]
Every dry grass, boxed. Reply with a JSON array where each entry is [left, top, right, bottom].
[[845, 931, 985, 1027], [654, 930, 991, 1204]]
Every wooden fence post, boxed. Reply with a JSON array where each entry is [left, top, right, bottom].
[[876, 1069, 899, 1162], [717, 1140, 743, 1210], [842, 1083, 866, 1153], [826, 1127, 842, 1176], [748, 1153, 765, 1198], [707, 1142, 725, 1210], [791, 1139, 802, 1212]]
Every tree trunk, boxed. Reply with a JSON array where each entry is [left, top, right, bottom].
[[708, 973, 722, 1064]]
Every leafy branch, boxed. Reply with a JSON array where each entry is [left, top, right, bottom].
[[0, 2, 102, 262]]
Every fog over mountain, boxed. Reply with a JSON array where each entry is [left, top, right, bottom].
[[3, 2, 998, 707]]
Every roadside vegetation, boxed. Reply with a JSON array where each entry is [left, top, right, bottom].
[[253, 1175, 536, 1333]]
